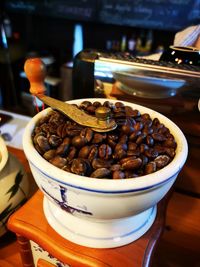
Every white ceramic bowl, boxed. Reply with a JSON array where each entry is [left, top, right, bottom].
[[0, 136, 8, 172], [0, 136, 29, 237], [23, 98, 188, 248]]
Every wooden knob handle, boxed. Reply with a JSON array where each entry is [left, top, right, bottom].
[[24, 58, 46, 95]]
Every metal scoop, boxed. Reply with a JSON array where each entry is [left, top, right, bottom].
[[24, 58, 117, 132]]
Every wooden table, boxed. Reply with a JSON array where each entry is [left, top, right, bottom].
[[7, 147, 170, 267]]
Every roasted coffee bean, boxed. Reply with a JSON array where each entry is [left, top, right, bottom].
[[103, 100, 113, 109], [158, 126, 169, 135], [136, 133, 146, 145], [122, 158, 142, 170], [151, 125, 159, 133], [78, 145, 91, 158], [151, 133, 167, 142], [49, 156, 67, 169], [115, 142, 128, 152], [140, 143, 149, 153], [79, 101, 92, 110], [90, 168, 111, 178], [93, 101, 101, 108], [143, 126, 153, 135], [92, 133, 107, 144], [154, 145, 166, 154], [121, 124, 134, 135], [144, 118, 153, 127], [112, 170, 125, 179], [65, 125, 83, 137], [72, 136, 87, 148], [83, 159, 92, 175], [132, 109, 141, 117], [56, 123, 66, 137], [141, 113, 151, 121], [127, 149, 140, 157], [120, 156, 137, 165], [62, 164, 71, 172], [115, 102, 125, 108], [154, 155, 170, 168], [119, 135, 128, 144], [134, 122, 144, 131], [107, 134, 118, 148], [36, 135, 51, 152], [33, 132, 45, 145], [37, 114, 50, 126], [48, 135, 62, 147], [110, 164, 121, 171], [113, 146, 127, 158], [114, 111, 126, 119], [140, 155, 149, 168], [40, 123, 51, 134], [107, 133, 119, 142], [125, 106, 138, 117], [43, 149, 56, 160], [129, 130, 141, 141], [99, 144, 112, 160], [146, 135, 154, 146], [56, 137, 70, 156], [152, 118, 160, 126], [165, 148, 176, 158], [48, 123, 58, 134], [60, 123, 71, 138], [144, 148, 159, 159], [107, 138, 117, 149], [128, 142, 137, 151], [113, 148, 127, 160], [166, 133, 175, 140], [163, 138, 177, 148], [145, 161, 156, 174], [113, 105, 125, 112], [33, 125, 43, 135], [34, 143, 44, 155], [86, 105, 96, 114], [57, 123, 71, 138], [71, 158, 91, 176], [88, 145, 98, 162], [81, 128, 93, 143], [115, 118, 127, 126], [49, 111, 65, 125], [92, 158, 112, 169], [157, 123, 165, 130], [127, 117, 136, 126], [67, 146, 77, 161]]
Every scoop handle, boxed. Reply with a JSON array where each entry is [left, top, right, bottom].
[[24, 58, 47, 95], [24, 58, 117, 132]]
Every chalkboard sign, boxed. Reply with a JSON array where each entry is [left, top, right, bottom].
[[43, 0, 97, 21], [98, 0, 200, 31], [5, 0, 97, 21], [5, 0, 200, 31]]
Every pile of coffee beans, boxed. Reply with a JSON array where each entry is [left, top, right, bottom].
[[32, 100, 177, 179]]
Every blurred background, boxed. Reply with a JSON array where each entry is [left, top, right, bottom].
[[1, 0, 199, 116]]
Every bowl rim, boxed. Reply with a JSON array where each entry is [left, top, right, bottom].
[[0, 136, 8, 172], [23, 98, 188, 193]]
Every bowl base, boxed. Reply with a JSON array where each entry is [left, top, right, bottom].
[[43, 197, 157, 248]]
